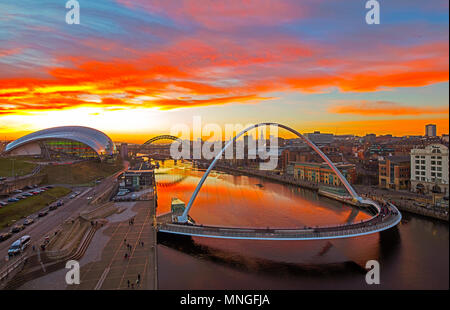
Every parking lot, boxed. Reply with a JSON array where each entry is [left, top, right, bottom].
[[0, 186, 88, 262], [1, 184, 54, 206]]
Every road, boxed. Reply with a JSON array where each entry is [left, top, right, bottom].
[[0, 165, 126, 271]]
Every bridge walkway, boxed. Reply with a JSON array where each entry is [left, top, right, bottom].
[[157, 203, 401, 240]]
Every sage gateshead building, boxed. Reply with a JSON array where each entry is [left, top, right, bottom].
[[4, 126, 117, 160]]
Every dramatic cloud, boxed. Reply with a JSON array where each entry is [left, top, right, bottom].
[[0, 0, 448, 136], [329, 100, 449, 116]]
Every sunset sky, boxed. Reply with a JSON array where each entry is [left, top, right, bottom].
[[0, 0, 448, 143]]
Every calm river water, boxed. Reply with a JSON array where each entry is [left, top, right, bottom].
[[155, 161, 449, 289]]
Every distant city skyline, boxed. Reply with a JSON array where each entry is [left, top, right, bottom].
[[2, 122, 449, 145]]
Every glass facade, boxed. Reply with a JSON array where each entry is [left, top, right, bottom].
[[5, 126, 117, 158], [43, 139, 98, 159]]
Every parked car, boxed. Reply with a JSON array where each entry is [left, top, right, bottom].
[[16, 195, 26, 200], [22, 192, 33, 197], [117, 191, 127, 197], [56, 200, 64, 207], [8, 235, 31, 256], [49, 204, 58, 211], [38, 210, 48, 217], [0, 232, 12, 242], [24, 218, 34, 225], [0, 201, 8, 207], [7, 198, 19, 203], [10, 224, 25, 233], [0, 177, 7, 181], [12, 189, 23, 194]]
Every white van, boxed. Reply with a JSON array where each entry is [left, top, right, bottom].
[[8, 235, 31, 256]]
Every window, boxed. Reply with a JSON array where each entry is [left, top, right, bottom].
[[415, 160, 419, 164], [421, 160, 425, 164], [437, 161, 442, 165], [431, 161, 436, 165], [431, 172, 435, 176], [421, 171, 425, 175], [437, 173, 442, 177], [431, 166, 435, 171]]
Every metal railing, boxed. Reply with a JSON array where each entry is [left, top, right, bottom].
[[158, 200, 401, 240]]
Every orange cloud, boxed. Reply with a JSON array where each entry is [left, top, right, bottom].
[[329, 100, 449, 116], [153, 94, 273, 110], [0, 38, 448, 116]]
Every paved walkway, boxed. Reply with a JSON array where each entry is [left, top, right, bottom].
[[72, 199, 157, 290]]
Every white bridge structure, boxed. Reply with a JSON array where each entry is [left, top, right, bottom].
[[157, 122, 401, 240]]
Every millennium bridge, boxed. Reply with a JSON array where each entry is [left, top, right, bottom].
[[156, 122, 402, 240]]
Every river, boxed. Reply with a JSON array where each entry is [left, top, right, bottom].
[[155, 160, 449, 289]]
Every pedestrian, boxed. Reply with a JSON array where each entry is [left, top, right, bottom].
[[136, 279, 140, 287], [138, 273, 141, 281], [131, 283, 134, 289], [124, 238, 126, 244], [127, 280, 130, 288]]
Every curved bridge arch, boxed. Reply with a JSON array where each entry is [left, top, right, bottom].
[[178, 122, 362, 223], [136, 135, 181, 155]]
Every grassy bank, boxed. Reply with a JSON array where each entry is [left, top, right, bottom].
[[41, 158, 123, 185], [0, 186, 72, 229], [0, 158, 37, 178]]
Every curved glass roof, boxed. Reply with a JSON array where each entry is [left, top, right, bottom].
[[5, 126, 116, 156]]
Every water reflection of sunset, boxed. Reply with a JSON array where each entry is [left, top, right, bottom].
[[155, 161, 371, 228]]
